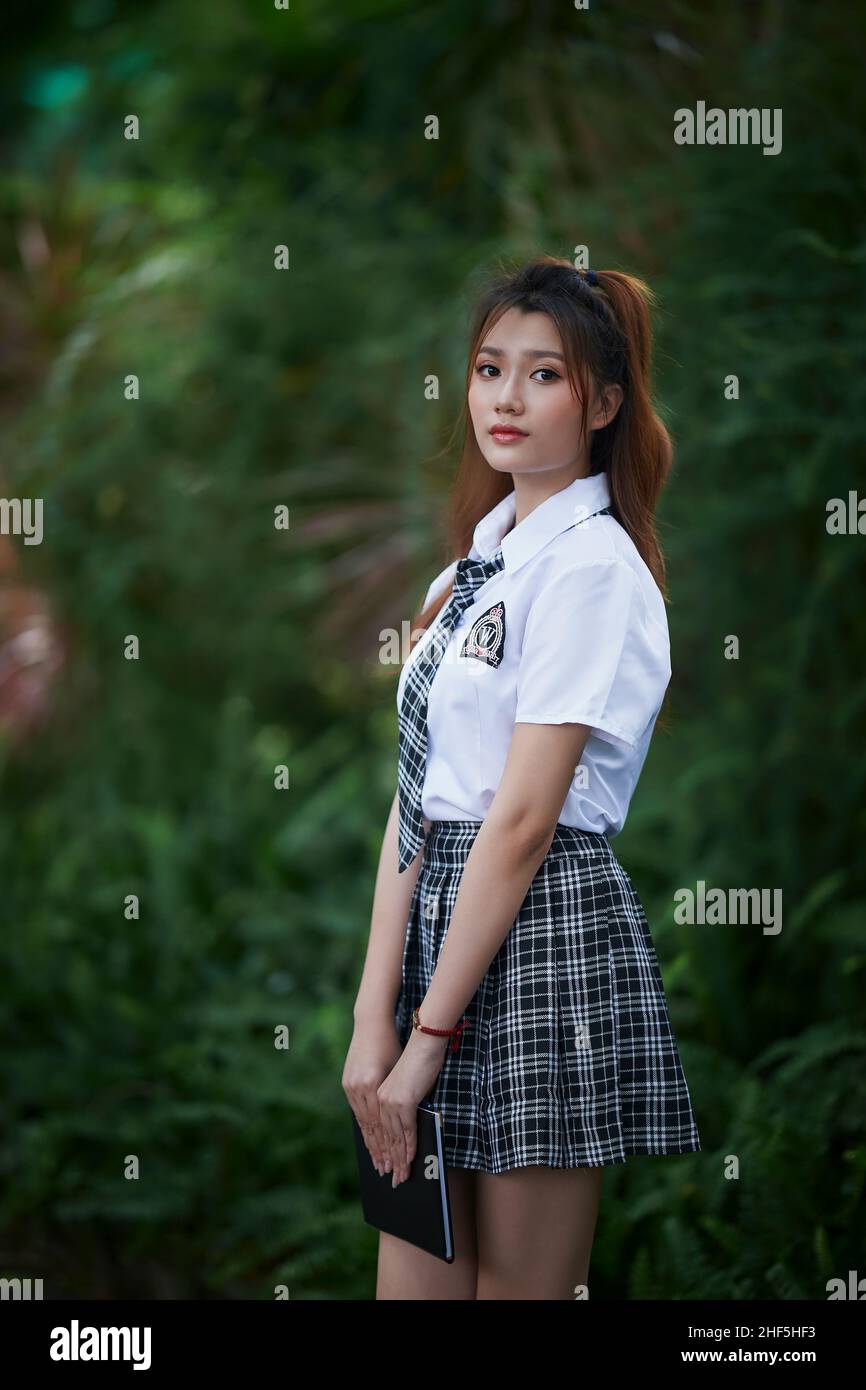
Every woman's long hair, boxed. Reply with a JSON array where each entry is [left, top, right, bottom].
[[410, 255, 673, 646]]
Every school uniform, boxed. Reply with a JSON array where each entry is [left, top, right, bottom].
[[393, 469, 701, 1174]]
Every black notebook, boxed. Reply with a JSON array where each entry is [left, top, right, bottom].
[[350, 1100, 455, 1263]]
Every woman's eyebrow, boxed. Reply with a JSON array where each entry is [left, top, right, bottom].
[[477, 345, 566, 361]]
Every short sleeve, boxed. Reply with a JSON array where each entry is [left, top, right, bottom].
[[514, 558, 669, 750]]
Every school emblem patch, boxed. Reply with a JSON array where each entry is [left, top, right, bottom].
[[460, 601, 506, 668]]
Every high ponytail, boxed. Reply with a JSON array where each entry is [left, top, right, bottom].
[[591, 266, 672, 599]]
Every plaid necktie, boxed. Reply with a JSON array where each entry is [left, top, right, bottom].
[[397, 546, 506, 871]]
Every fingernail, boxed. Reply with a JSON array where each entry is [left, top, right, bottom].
[[384, 1158, 392, 1173]]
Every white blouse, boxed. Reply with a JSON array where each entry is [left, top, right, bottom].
[[396, 470, 671, 838]]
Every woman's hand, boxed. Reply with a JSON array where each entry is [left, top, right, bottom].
[[376, 1028, 451, 1187], [342, 1016, 404, 1177]]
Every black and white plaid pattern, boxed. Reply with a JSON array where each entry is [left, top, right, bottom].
[[394, 820, 701, 1173], [396, 547, 506, 872]]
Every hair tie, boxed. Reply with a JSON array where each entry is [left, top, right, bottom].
[[584, 268, 598, 286]]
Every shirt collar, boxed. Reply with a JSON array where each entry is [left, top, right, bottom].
[[468, 470, 611, 574]]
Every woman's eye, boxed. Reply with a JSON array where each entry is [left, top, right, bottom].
[[475, 364, 560, 381]]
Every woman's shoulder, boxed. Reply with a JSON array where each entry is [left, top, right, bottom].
[[531, 513, 631, 583], [536, 517, 668, 633]]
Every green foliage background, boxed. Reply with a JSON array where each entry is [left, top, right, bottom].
[[1, 0, 864, 1298]]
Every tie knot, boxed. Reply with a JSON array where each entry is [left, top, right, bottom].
[[452, 547, 505, 613]]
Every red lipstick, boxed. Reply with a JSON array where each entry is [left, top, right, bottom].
[[489, 425, 528, 444]]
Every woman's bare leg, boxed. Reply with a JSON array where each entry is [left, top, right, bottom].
[[474, 1164, 604, 1300], [375, 1168, 478, 1299]]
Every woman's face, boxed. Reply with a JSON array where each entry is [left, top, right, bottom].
[[467, 307, 620, 479]]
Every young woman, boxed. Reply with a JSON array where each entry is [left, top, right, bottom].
[[343, 255, 701, 1300]]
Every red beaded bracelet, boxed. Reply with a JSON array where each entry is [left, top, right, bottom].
[[412, 1007, 468, 1054]]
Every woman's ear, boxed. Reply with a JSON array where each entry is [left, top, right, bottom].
[[592, 383, 624, 430]]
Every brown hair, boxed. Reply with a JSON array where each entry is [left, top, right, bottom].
[[410, 254, 673, 648]]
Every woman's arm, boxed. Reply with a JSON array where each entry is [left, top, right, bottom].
[[409, 722, 591, 1037], [352, 788, 428, 1023], [377, 720, 593, 1184]]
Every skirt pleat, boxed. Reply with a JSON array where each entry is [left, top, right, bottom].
[[394, 819, 701, 1174]]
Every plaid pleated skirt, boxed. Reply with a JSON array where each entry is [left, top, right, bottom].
[[394, 820, 701, 1175]]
